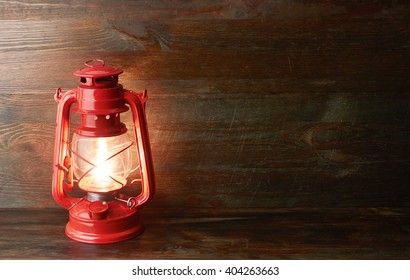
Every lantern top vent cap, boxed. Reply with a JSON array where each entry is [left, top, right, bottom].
[[74, 59, 123, 78]]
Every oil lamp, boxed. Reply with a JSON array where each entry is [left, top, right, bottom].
[[52, 59, 155, 244]]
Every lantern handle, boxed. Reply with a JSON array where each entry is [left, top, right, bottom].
[[84, 59, 105, 67], [124, 89, 155, 208], [52, 88, 81, 209]]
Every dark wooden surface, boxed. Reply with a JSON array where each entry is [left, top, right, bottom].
[[1, 207, 409, 259], [0, 0, 409, 259]]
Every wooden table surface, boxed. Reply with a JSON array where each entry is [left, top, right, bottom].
[[0, 1, 409, 259], [1, 207, 409, 259]]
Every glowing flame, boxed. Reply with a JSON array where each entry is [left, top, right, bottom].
[[91, 138, 112, 185]]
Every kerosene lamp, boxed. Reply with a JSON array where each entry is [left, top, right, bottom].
[[52, 59, 155, 244]]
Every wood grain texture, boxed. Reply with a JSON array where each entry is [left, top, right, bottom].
[[0, 0, 409, 259], [0, 208, 409, 259]]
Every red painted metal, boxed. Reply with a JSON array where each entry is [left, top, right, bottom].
[[52, 59, 155, 244], [66, 198, 143, 244], [73, 59, 128, 137]]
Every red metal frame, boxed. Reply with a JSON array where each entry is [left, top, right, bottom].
[[52, 60, 155, 244]]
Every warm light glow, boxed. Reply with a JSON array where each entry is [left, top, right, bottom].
[[92, 138, 113, 187], [71, 133, 133, 192]]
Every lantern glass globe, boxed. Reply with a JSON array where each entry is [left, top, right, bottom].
[[71, 133, 133, 193]]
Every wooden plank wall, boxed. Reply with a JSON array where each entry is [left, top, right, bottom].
[[0, 0, 409, 210]]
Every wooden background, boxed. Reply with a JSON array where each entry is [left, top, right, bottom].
[[0, 0, 409, 259]]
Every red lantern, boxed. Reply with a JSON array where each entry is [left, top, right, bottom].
[[52, 59, 155, 244]]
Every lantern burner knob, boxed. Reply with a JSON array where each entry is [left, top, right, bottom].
[[115, 196, 137, 208]]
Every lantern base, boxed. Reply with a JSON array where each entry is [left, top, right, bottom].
[[65, 198, 144, 244]]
